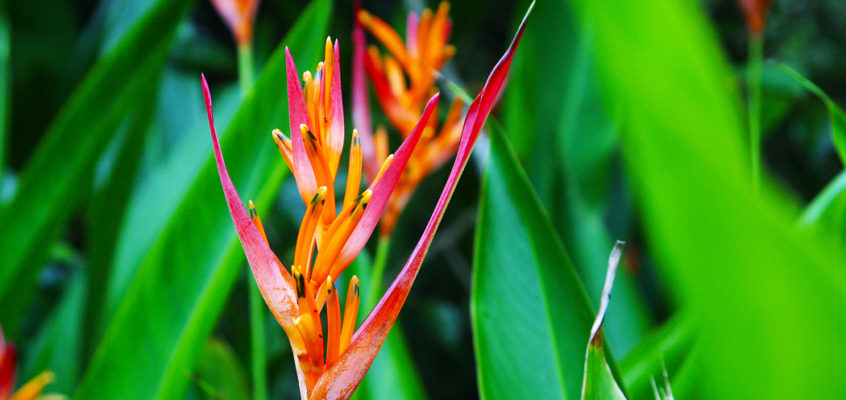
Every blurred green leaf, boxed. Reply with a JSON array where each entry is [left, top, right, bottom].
[[83, 83, 158, 359], [471, 122, 597, 400], [192, 339, 250, 400], [0, 0, 193, 334], [21, 271, 86, 395], [502, 0, 650, 356], [74, 2, 331, 399], [620, 314, 694, 400], [776, 62, 846, 164], [572, 0, 846, 397]]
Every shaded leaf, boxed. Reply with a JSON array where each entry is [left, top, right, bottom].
[[0, 0, 193, 334]]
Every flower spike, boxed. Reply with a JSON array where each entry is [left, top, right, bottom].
[[352, 0, 379, 182], [211, 0, 260, 46], [310, 3, 532, 398]]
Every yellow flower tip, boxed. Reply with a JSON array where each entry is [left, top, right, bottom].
[[248, 199, 256, 210], [303, 70, 312, 83], [315, 186, 328, 199], [359, 189, 373, 204], [438, 1, 450, 14], [444, 44, 456, 59]]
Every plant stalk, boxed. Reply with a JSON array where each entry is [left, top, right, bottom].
[[748, 32, 763, 189], [365, 235, 392, 309]]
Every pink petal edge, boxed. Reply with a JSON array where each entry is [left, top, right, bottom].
[[285, 49, 319, 203], [308, 6, 531, 399], [202, 74, 299, 328], [335, 93, 441, 268], [328, 40, 345, 175]]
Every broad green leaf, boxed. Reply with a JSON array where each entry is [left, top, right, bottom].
[[0, 0, 193, 335], [776, 62, 846, 164], [579, 242, 627, 400], [348, 248, 428, 400], [74, 2, 331, 399], [472, 122, 596, 400], [619, 314, 694, 400], [502, 0, 650, 356], [572, 0, 846, 397], [192, 339, 250, 400], [20, 271, 86, 395]]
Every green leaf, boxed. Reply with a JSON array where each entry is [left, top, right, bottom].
[[619, 314, 694, 400], [192, 339, 250, 400], [502, 0, 650, 356], [572, 0, 846, 397], [0, 0, 194, 334], [83, 82, 158, 359], [799, 170, 846, 231], [776, 62, 846, 164], [20, 271, 86, 395], [471, 122, 597, 400], [74, 2, 331, 399], [579, 242, 627, 400]]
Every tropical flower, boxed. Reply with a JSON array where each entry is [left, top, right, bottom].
[[0, 326, 55, 400], [354, 2, 465, 236], [210, 0, 261, 46], [203, 7, 530, 398]]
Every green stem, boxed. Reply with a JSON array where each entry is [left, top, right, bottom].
[[748, 32, 763, 189], [365, 235, 392, 309], [248, 279, 267, 400], [238, 41, 265, 400], [237, 43, 255, 97]]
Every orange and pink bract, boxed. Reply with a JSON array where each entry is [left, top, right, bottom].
[[203, 6, 530, 398]]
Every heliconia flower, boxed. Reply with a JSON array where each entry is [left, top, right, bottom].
[[355, 2, 467, 237], [0, 325, 55, 400], [210, 0, 261, 46], [736, 0, 772, 35], [204, 5, 530, 398]]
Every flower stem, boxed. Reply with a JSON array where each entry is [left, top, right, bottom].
[[237, 43, 255, 97], [365, 235, 392, 309], [748, 32, 763, 190], [238, 41, 266, 400]]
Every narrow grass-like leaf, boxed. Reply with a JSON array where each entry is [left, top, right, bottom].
[[0, 0, 193, 334], [776, 62, 846, 164], [799, 170, 846, 230], [74, 3, 331, 399], [472, 121, 596, 400], [572, 0, 846, 397], [579, 242, 627, 400]]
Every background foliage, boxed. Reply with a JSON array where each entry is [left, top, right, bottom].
[[2, 0, 846, 398]]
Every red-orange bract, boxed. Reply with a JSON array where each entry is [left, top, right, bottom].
[[203, 5, 531, 398]]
